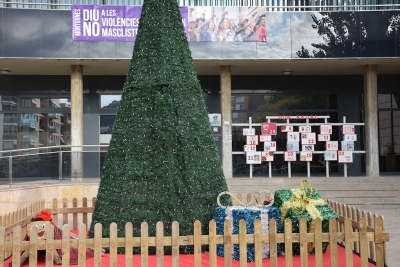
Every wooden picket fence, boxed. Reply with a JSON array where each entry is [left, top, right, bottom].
[[230, 193, 389, 265], [0, 197, 390, 267], [325, 199, 388, 266], [0, 199, 45, 260]]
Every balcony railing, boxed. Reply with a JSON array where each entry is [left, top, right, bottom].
[[0, 0, 399, 11], [21, 134, 37, 142], [0, 96, 17, 105], [48, 125, 57, 131], [3, 134, 18, 140], [3, 117, 17, 124], [21, 118, 37, 127], [48, 140, 60, 146], [48, 113, 61, 119]]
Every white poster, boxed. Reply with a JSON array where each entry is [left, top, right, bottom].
[[243, 128, 256, 135], [320, 124, 332, 135], [299, 125, 312, 132], [342, 124, 355, 135], [284, 151, 297, 161], [287, 142, 299, 151], [341, 141, 355, 151], [259, 135, 272, 142], [208, 113, 221, 126], [318, 134, 331, 141], [301, 132, 316, 145], [300, 151, 313, 161], [324, 151, 337, 161], [287, 132, 300, 142], [302, 145, 314, 151], [247, 151, 262, 164], [247, 135, 259, 145], [338, 150, 353, 163], [264, 141, 277, 152], [326, 141, 339, 150], [261, 151, 274, 161], [244, 145, 257, 152], [281, 125, 294, 132], [344, 134, 357, 141]]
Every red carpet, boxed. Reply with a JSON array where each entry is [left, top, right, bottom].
[[4, 244, 377, 267]]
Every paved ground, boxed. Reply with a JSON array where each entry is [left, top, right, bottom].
[[366, 209, 399, 267]]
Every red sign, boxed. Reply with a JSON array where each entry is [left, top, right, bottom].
[[261, 123, 277, 135], [278, 115, 318, 120]]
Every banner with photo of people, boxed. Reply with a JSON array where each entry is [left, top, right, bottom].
[[186, 6, 266, 42]]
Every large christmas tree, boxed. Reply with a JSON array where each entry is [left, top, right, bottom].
[[89, 0, 229, 253]]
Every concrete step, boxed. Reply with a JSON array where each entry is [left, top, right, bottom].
[[347, 202, 400, 210], [227, 185, 400, 196], [328, 197, 400, 203], [226, 177, 400, 210], [228, 185, 399, 193], [317, 190, 400, 197]]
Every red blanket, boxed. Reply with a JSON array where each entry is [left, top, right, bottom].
[[4, 244, 378, 267]]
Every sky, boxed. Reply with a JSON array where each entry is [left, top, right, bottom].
[[266, 12, 326, 58], [186, 10, 328, 59], [101, 95, 121, 107]]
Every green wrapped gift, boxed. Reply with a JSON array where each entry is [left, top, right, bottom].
[[272, 179, 338, 255]]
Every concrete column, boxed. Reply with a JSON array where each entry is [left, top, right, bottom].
[[71, 65, 83, 181], [364, 64, 380, 177], [220, 65, 233, 179]]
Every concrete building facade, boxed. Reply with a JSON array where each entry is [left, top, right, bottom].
[[0, 0, 400, 179]]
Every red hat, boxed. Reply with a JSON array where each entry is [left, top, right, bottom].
[[34, 210, 53, 221]]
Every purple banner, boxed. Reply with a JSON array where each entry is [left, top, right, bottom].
[[71, 5, 268, 42], [72, 5, 188, 42]]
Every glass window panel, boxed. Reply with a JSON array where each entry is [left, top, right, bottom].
[[0, 112, 70, 150], [379, 111, 392, 155], [378, 94, 391, 108], [231, 94, 337, 114], [391, 94, 399, 108], [100, 115, 116, 134], [0, 96, 18, 111], [101, 95, 121, 108], [19, 98, 70, 108]]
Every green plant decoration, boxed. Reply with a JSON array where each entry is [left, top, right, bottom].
[[88, 0, 229, 254]]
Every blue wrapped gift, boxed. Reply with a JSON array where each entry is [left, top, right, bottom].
[[214, 206, 283, 262]]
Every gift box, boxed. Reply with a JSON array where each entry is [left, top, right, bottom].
[[272, 180, 338, 255], [214, 206, 283, 262]]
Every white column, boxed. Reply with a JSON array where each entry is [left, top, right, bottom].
[[71, 65, 83, 181], [220, 65, 233, 179], [364, 64, 380, 177]]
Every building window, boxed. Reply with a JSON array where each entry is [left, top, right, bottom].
[[101, 95, 121, 109], [19, 98, 70, 108], [100, 115, 116, 134]]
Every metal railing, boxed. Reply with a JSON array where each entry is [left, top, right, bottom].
[[0, 145, 108, 189], [0, 0, 399, 11]]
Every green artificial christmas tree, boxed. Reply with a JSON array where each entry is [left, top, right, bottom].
[[88, 0, 229, 254]]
